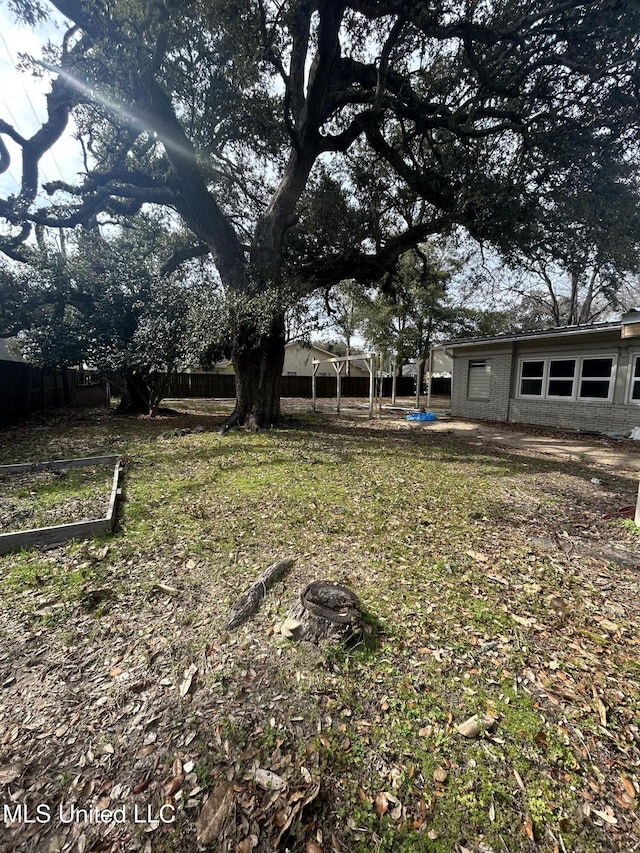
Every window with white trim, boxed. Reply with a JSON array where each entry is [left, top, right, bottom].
[[519, 360, 544, 397], [467, 360, 491, 400], [630, 355, 640, 402], [578, 357, 614, 400], [546, 359, 576, 398], [518, 355, 616, 402]]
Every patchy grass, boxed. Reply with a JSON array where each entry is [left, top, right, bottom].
[[0, 464, 114, 533], [0, 402, 638, 853]]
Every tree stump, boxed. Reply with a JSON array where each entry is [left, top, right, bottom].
[[284, 581, 368, 645]]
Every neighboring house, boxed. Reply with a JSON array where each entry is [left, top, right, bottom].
[[431, 348, 453, 377], [401, 350, 453, 378], [210, 342, 371, 378], [434, 310, 640, 434]]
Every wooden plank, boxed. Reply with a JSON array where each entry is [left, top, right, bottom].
[[106, 460, 123, 528], [0, 455, 119, 475], [313, 354, 375, 365], [0, 518, 111, 555], [0, 455, 122, 553]]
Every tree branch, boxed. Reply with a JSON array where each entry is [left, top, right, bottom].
[[137, 75, 248, 291], [299, 219, 446, 289], [0, 120, 27, 148], [160, 242, 210, 276], [0, 135, 10, 177]]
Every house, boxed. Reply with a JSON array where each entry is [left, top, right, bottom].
[[401, 350, 453, 379], [433, 310, 640, 434], [211, 342, 371, 378]]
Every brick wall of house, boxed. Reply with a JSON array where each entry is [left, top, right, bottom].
[[448, 331, 640, 434], [451, 350, 513, 422], [508, 400, 639, 433]]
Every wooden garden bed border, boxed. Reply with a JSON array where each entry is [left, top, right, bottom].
[[0, 455, 123, 554]]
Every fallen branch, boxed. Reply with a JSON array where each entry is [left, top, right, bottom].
[[531, 535, 639, 570], [226, 558, 296, 630]]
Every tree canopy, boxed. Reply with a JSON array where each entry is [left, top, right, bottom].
[[2, 0, 640, 426], [359, 245, 451, 370], [0, 218, 206, 413]]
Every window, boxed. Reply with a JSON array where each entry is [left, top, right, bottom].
[[579, 357, 614, 400], [547, 359, 576, 398], [518, 354, 616, 402], [519, 360, 544, 397], [467, 360, 491, 400], [630, 355, 640, 402]]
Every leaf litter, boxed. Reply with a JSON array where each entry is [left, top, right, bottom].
[[0, 465, 114, 532], [0, 401, 638, 852]]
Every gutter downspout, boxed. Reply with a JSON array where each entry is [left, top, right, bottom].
[[506, 340, 516, 423]]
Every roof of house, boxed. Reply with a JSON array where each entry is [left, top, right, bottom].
[[434, 319, 624, 350], [294, 342, 375, 374], [291, 341, 334, 357], [301, 341, 374, 360]]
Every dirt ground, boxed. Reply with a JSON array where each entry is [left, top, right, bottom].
[[284, 395, 640, 473], [0, 401, 638, 853]]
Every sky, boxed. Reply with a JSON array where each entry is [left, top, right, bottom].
[[0, 2, 81, 200]]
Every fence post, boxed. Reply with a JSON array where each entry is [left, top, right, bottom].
[[391, 358, 397, 405], [312, 362, 319, 410]]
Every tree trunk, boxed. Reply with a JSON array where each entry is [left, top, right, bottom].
[[416, 358, 426, 405], [391, 358, 397, 405], [225, 313, 286, 430], [149, 371, 171, 417], [285, 581, 370, 646], [117, 373, 151, 414]]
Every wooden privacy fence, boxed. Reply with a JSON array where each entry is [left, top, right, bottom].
[[1, 366, 450, 422], [166, 372, 236, 398], [0, 362, 109, 425], [427, 376, 451, 396], [165, 373, 449, 399]]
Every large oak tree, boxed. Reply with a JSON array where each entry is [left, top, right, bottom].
[[1, 0, 639, 427]]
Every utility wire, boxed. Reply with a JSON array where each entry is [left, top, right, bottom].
[[0, 90, 42, 190], [0, 166, 20, 187], [0, 30, 66, 184], [0, 93, 23, 134], [0, 31, 42, 126]]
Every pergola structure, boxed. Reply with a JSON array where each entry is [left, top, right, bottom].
[[312, 353, 379, 418]]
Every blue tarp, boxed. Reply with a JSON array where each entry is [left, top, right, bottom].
[[406, 412, 437, 421]]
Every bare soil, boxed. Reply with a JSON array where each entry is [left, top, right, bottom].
[[0, 402, 638, 853]]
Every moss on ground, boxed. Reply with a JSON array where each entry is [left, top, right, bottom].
[[0, 402, 638, 852]]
